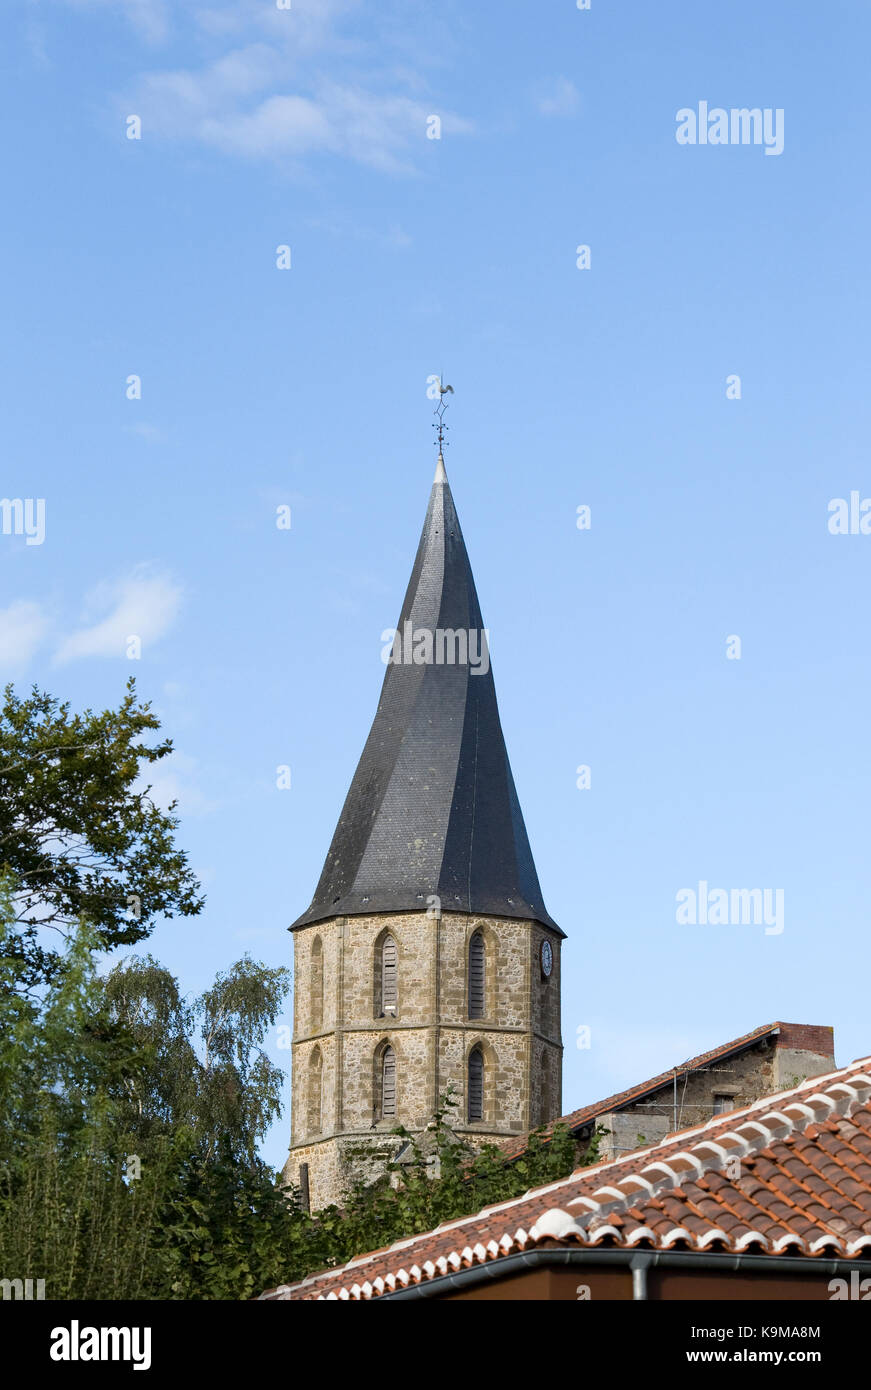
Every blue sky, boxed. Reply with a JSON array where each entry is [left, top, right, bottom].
[[2, 0, 870, 1169]]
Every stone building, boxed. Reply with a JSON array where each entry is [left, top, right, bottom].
[[264, 1047, 869, 1303], [497, 1020, 836, 1165], [283, 454, 564, 1211]]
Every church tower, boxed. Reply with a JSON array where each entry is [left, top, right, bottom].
[[284, 451, 563, 1212]]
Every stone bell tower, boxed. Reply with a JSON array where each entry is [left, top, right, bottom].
[[283, 451, 563, 1212]]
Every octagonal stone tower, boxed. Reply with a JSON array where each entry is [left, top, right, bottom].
[[283, 455, 564, 1212]]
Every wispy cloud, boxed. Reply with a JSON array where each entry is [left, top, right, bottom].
[[192, 0, 360, 48], [139, 750, 218, 817], [132, 59, 471, 171], [536, 77, 580, 118], [49, 0, 471, 174], [55, 568, 182, 664], [125, 421, 168, 444], [58, 0, 170, 45], [0, 600, 49, 673], [47, 0, 469, 174], [54, 0, 359, 48]]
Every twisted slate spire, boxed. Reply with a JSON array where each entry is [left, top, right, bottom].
[[291, 458, 561, 934]]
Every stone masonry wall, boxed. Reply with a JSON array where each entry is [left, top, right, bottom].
[[591, 1028, 836, 1161], [283, 910, 563, 1210]]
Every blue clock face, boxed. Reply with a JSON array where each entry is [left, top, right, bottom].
[[541, 940, 553, 977]]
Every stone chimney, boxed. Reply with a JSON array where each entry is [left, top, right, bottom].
[[772, 1023, 835, 1089]]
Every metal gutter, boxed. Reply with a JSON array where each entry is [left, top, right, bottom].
[[379, 1245, 866, 1300]]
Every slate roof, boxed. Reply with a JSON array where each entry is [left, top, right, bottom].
[[261, 1054, 871, 1300], [291, 458, 560, 933], [497, 1020, 835, 1161]]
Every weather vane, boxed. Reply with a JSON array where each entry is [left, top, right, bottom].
[[433, 376, 454, 457]]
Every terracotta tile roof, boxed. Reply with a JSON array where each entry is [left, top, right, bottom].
[[497, 1019, 833, 1162], [261, 1053, 871, 1301]]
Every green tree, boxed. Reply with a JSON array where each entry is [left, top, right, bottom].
[[0, 680, 204, 990], [0, 877, 298, 1301], [150, 1145, 304, 1301], [102, 952, 290, 1163], [0, 871, 611, 1300], [104, 951, 295, 1299], [280, 1092, 608, 1287], [0, 879, 165, 1298]]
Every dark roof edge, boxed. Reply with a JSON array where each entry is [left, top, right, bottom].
[[376, 1245, 867, 1301], [288, 906, 566, 938], [587, 1021, 835, 1127], [501, 1021, 826, 1162], [600, 1029, 782, 1118]]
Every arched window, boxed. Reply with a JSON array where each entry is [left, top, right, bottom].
[[540, 1050, 552, 1128], [376, 1043, 397, 1122], [374, 932, 398, 1018], [468, 931, 485, 1018], [382, 935, 397, 1014], [307, 1047, 323, 1136], [310, 935, 323, 1033], [468, 1047, 484, 1123]]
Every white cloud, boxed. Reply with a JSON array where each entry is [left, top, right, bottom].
[[193, 0, 358, 47], [126, 421, 168, 443], [51, 0, 470, 175], [199, 91, 334, 159], [0, 600, 49, 672], [23, 13, 51, 68], [56, 0, 357, 48], [537, 77, 580, 118], [133, 57, 471, 171], [139, 751, 218, 817], [55, 568, 182, 664], [59, 0, 170, 44]]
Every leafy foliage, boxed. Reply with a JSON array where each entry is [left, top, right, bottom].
[[0, 878, 601, 1299], [0, 681, 604, 1297], [101, 953, 289, 1164], [282, 1094, 604, 1287], [0, 882, 295, 1300], [0, 679, 204, 989], [0, 880, 169, 1298], [151, 1144, 305, 1301]]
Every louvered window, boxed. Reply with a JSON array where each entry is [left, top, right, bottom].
[[307, 1048, 323, 1135], [468, 932, 485, 1018], [310, 936, 323, 1032], [298, 1163, 311, 1215], [540, 1054, 552, 1127], [380, 1045, 397, 1120], [381, 935, 398, 1015], [468, 1048, 484, 1123]]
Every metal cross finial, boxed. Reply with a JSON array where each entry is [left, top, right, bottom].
[[433, 377, 454, 457]]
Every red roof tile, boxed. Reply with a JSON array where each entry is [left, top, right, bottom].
[[262, 1054, 871, 1300]]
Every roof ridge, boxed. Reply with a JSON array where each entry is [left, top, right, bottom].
[[563, 1055, 870, 1188], [562, 1063, 871, 1232], [500, 1021, 837, 1163], [272, 1054, 871, 1300]]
